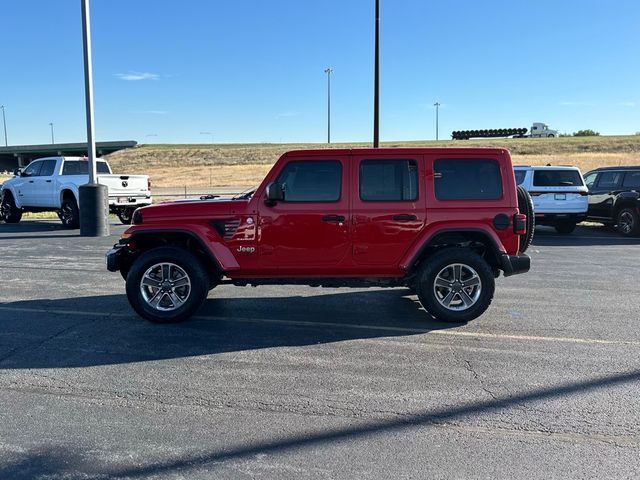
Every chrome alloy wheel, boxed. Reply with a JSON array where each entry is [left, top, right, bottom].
[[433, 263, 482, 311], [618, 211, 635, 235], [140, 262, 192, 311]]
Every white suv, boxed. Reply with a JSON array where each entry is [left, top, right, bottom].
[[514, 165, 588, 234]]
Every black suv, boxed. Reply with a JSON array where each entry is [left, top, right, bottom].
[[584, 167, 640, 236]]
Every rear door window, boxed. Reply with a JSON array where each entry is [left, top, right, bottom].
[[434, 159, 502, 200], [360, 159, 418, 201], [596, 172, 623, 189], [39, 160, 57, 176], [533, 170, 583, 187], [622, 171, 640, 188]]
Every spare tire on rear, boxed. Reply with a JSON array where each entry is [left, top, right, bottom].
[[516, 185, 535, 253]]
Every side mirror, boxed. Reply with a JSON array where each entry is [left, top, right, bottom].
[[265, 182, 284, 203], [13, 168, 23, 177]]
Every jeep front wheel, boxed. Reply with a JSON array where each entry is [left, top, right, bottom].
[[125, 247, 209, 323], [417, 248, 495, 323]]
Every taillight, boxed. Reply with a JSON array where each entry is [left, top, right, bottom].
[[147, 179, 152, 191], [579, 191, 588, 196], [514, 213, 527, 234]]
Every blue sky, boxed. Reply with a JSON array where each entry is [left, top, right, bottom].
[[2, 0, 639, 144]]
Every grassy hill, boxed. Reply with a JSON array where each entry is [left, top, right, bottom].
[[3, 135, 639, 188], [104, 135, 640, 188]]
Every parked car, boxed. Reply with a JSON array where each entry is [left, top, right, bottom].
[[107, 147, 533, 325], [514, 165, 588, 234], [0, 156, 151, 227], [583, 166, 640, 236]]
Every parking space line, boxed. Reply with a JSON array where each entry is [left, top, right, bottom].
[[1, 305, 639, 347]]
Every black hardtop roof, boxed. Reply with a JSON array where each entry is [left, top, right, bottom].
[[284, 147, 510, 157]]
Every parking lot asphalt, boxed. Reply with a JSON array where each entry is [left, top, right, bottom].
[[0, 220, 639, 479]]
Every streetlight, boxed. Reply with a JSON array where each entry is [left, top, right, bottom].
[[433, 102, 441, 141], [324, 68, 333, 144], [373, 0, 380, 148], [0, 105, 7, 146], [49, 122, 55, 144], [200, 132, 214, 143], [79, 0, 109, 237]]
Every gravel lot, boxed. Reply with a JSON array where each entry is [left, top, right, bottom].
[[0, 220, 638, 479]]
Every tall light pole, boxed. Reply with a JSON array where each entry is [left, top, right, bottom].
[[373, 0, 380, 148], [0, 105, 7, 146], [79, 0, 109, 236], [433, 102, 441, 141], [49, 122, 55, 144], [324, 68, 333, 143]]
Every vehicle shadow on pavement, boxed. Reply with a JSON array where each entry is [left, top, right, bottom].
[[0, 289, 456, 370], [1, 369, 638, 479], [531, 225, 640, 246], [0, 219, 125, 239]]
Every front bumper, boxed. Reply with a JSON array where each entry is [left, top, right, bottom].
[[499, 253, 530, 277], [106, 244, 127, 272]]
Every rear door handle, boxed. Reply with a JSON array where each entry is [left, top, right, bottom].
[[322, 215, 345, 222], [28, 180, 34, 183], [45, 180, 52, 183], [392, 214, 417, 221]]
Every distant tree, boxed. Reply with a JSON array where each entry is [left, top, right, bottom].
[[573, 129, 600, 137], [559, 132, 572, 137]]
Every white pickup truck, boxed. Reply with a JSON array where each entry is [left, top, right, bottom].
[[0, 156, 151, 227]]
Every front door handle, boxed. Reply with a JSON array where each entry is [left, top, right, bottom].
[[28, 180, 34, 183], [45, 180, 52, 183], [393, 214, 417, 221], [322, 215, 345, 222]]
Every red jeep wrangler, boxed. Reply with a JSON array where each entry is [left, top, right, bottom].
[[107, 148, 533, 324]]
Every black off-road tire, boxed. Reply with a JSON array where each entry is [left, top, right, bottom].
[[516, 185, 535, 253], [555, 221, 577, 235], [0, 192, 22, 223], [615, 207, 640, 237], [117, 207, 135, 225], [125, 246, 209, 323], [417, 248, 495, 323], [60, 197, 80, 229]]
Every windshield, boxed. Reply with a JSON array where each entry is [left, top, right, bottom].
[[232, 186, 257, 200]]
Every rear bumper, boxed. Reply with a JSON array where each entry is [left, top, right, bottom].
[[108, 195, 152, 209], [535, 213, 586, 225], [499, 253, 530, 277]]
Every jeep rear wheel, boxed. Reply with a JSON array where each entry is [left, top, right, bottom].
[[417, 248, 495, 323], [1, 193, 22, 223], [125, 246, 209, 323]]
